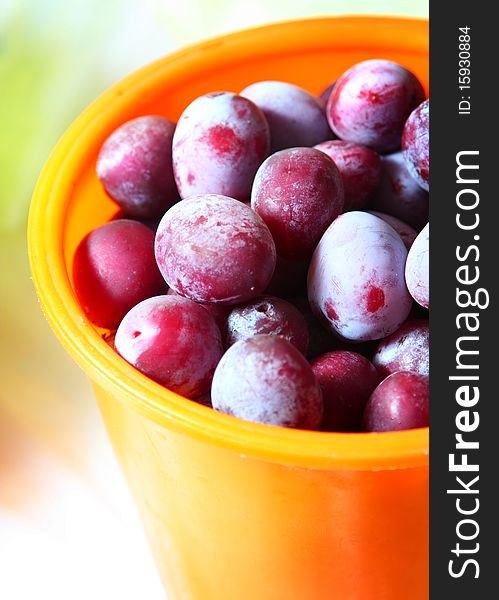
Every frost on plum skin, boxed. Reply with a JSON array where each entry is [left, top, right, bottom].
[[363, 371, 429, 432], [115, 295, 223, 399], [211, 335, 323, 429], [405, 223, 429, 308], [311, 351, 380, 432], [367, 211, 418, 249], [96, 116, 178, 219], [240, 80, 333, 152], [327, 59, 425, 153], [225, 295, 309, 355], [172, 92, 270, 201], [369, 151, 429, 230], [373, 319, 429, 379], [307, 211, 413, 342], [251, 147, 344, 260], [73, 219, 167, 329], [155, 194, 276, 305], [402, 99, 429, 191], [314, 140, 381, 210]]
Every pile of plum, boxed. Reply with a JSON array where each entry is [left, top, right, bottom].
[[73, 58, 429, 433]]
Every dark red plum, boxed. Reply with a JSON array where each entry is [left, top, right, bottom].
[[155, 194, 276, 305], [225, 296, 309, 355], [327, 59, 425, 153], [406, 223, 429, 308], [311, 351, 380, 431], [73, 219, 166, 329], [115, 295, 223, 399], [251, 147, 344, 260], [241, 81, 332, 152], [363, 371, 429, 432], [402, 99, 429, 190], [373, 320, 429, 378], [370, 151, 429, 230], [308, 211, 413, 341], [315, 140, 381, 210], [172, 92, 270, 201], [97, 116, 178, 219], [211, 335, 323, 429]]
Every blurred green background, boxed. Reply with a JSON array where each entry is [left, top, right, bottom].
[[0, 2, 427, 598]]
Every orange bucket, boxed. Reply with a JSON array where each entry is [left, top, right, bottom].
[[28, 17, 429, 600]]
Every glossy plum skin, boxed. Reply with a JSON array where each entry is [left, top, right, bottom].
[[115, 295, 223, 399], [225, 295, 309, 355], [155, 194, 276, 305], [251, 147, 344, 260], [373, 319, 429, 378], [363, 371, 429, 432], [311, 351, 380, 431], [241, 81, 332, 152], [402, 99, 429, 191], [211, 335, 323, 429], [367, 211, 417, 249], [327, 59, 425, 153], [308, 211, 413, 341], [406, 223, 429, 308], [369, 151, 429, 230], [172, 92, 270, 201], [96, 116, 178, 219], [314, 140, 381, 210], [73, 220, 166, 329]]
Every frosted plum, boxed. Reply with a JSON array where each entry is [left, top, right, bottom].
[[212, 335, 323, 429], [363, 371, 429, 432], [225, 296, 309, 355], [327, 59, 425, 153], [96, 116, 178, 219], [241, 81, 332, 152], [311, 351, 380, 431], [115, 295, 223, 399], [172, 92, 270, 201], [402, 99, 429, 190], [314, 140, 381, 210], [308, 211, 413, 341], [155, 194, 276, 304], [373, 319, 429, 378], [405, 223, 429, 308], [370, 152, 429, 230], [73, 219, 166, 329], [367, 211, 417, 249], [251, 147, 344, 260]]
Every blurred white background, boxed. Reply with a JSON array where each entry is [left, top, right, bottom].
[[0, 1, 427, 598]]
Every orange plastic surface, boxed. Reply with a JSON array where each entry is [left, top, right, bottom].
[[29, 17, 429, 600]]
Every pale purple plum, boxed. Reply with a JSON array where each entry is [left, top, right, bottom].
[[308, 211, 413, 341], [211, 335, 323, 429], [172, 92, 270, 201], [241, 80, 332, 152]]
